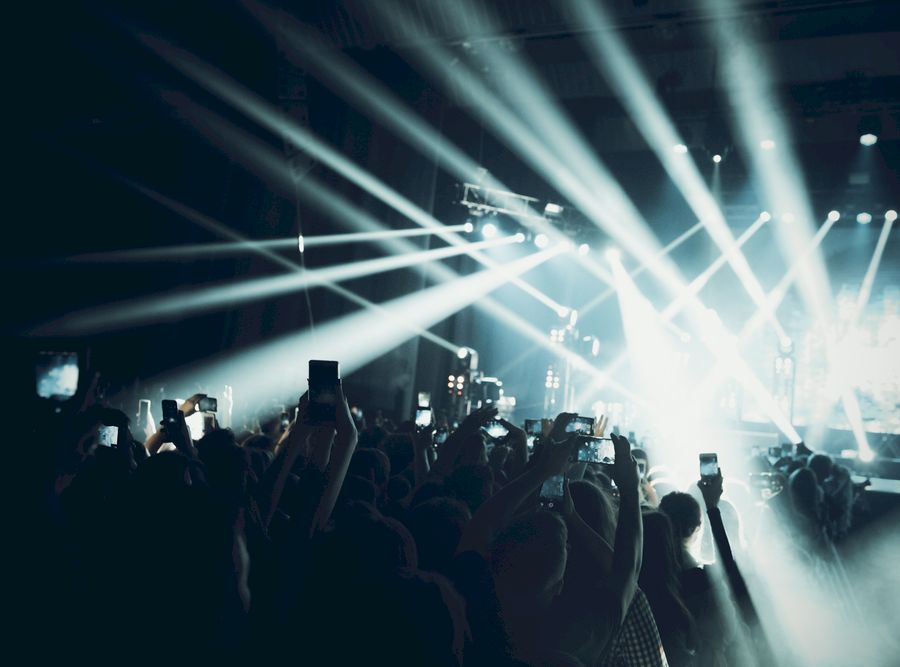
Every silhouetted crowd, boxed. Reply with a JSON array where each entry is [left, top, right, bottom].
[[24, 375, 865, 666]]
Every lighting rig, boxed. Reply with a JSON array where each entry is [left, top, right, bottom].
[[545, 309, 602, 414]]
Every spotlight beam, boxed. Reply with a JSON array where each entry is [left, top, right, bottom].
[[40, 235, 522, 334], [143, 36, 567, 315], [851, 215, 895, 328], [153, 245, 567, 402], [567, 0, 787, 341]]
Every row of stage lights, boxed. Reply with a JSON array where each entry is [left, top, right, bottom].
[[672, 133, 881, 163]]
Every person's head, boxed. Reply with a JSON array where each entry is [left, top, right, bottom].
[[631, 447, 649, 477], [569, 479, 616, 543], [380, 433, 415, 475], [659, 491, 703, 549], [241, 432, 275, 452], [349, 448, 391, 491], [789, 467, 822, 524], [410, 480, 450, 508], [386, 474, 412, 504], [639, 511, 682, 592], [407, 497, 472, 574], [490, 510, 568, 610], [807, 453, 834, 485], [446, 464, 494, 513], [336, 474, 378, 508]]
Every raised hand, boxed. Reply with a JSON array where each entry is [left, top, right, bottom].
[[698, 468, 724, 510], [458, 404, 498, 434], [610, 433, 639, 495], [179, 393, 207, 416], [548, 412, 577, 443], [334, 385, 358, 450], [498, 418, 526, 448]]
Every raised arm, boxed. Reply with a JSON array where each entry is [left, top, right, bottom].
[[498, 418, 528, 480], [429, 405, 497, 479], [310, 386, 357, 535], [606, 433, 643, 622]]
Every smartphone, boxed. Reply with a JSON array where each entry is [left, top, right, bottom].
[[637, 460, 647, 478], [434, 429, 449, 445], [482, 420, 509, 439], [162, 399, 178, 426], [415, 406, 433, 429], [35, 351, 79, 400], [577, 436, 615, 464], [417, 392, 431, 408], [699, 453, 719, 479], [198, 396, 218, 413], [524, 419, 542, 437], [97, 425, 118, 447], [767, 446, 781, 459], [565, 415, 595, 435], [308, 360, 340, 423], [539, 474, 566, 510], [280, 410, 290, 431], [138, 399, 151, 421]]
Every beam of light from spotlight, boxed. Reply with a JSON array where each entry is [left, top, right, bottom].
[[254, 2, 618, 288], [609, 251, 801, 444], [152, 244, 567, 402], [578, 220, 706, 317], [41, 234, 522, 334], [143, 37, 568, 315], [65, 237, 298, 263], [660, 212, 771, 320], [851, 214, 895, 328], [566, 0, 787, 341], [367, 1, 683, 292], [300, 224, 473, 249]]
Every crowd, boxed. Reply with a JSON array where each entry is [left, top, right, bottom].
[[24, 361, 867, 666]]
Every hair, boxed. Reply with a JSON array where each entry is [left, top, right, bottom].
[[387, 474, 412, 502], [241, 432, 274, 451], [349, 447, 391, 488], [410, 480, 450, 508], [490, 510, 568, 604], [569, 479, 616, 543], [407, 497, 472, 574], [659, 491, 703, 543], [807, 453, 834, 485], [380, 433, 415, 475], [446, 464, 494, 512], [639, 511, 697, 658], [789, 467, 822, 526]]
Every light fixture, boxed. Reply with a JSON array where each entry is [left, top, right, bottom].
[[577, 243, 590, 256], [827, 210, 841, 222], [457, 347, 469, 359], [297, 234, 305, 253], [481, 222, 498, 238], [886, 210, 897, 222], [534, 233, 549, 249], [673, 144, 688, 154], [857, 212, 872, 225], [556, 306, 570, 318], [712, 154, 722, 163], [513, 232, 526, 243], [463, 221, 474, 233], [859, 133, 878, 147], [760, 211, 771, 222], [760, 139, 776, 150], [544, 202, 563, 215]]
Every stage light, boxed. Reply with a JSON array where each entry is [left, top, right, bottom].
[[605, 247, 621, 262], [556, 306, 570, 318], [827, 210, 840, 222], [712, 154, 722, 163], [673, 144, 688, 154], [578, 243, 590, 256], [886, 210, 897, 222], [513, 232, 526, 243], [760, 139, 776, 150], [448, 375, 455, 381], [463, 221, 474, 233], [482, 222, 498, 238], [760, 211, 771, 221], [534, 233, 549, 248], [856, 212, 872, 225], [297, 234, 305, 253], [859, 448, 875, 462], [544, 202, 563, 215], [457, 347, 469, 359], [859, 133, 878, 147]]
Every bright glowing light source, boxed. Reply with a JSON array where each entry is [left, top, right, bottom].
[[457, 347, 469, 359], [604, 247, 621, 262], [857, 212, 872, 225], [534, 233, 549, 249], [513, 232, 526, 243], [448, 375, 455, 382], [482, 222, 498, 238], [578, 243, 590, 256], [859, 133, 878, 146], [760, 139, 776, 150], [680, 332, 691, 343], [544, 202, 563, 215], [712, 154, 722, 163], [673, 144, 688, 154], [556, 306, 570, 318], [463, 221, 474, 233], [859, 448, 876, 462], [827, 210, 841, 222], [297, 234, 305, 253], [760, 211, 771, 222], [886, 210, 898, 222]]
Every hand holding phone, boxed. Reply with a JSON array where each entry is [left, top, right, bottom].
[[577, 436, 615, 464], [699, 453, 719, 479], [539, 473, 566, 511], [610, 434, 639, 494], [482, 419, 509, 439], [308, 360, 340, 424], [698, 458, 724, 509], [415, 406, 433, 430], [565, 415, 595, 436]]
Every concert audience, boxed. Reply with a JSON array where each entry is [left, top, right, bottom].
[[25, 359, 868, 666]]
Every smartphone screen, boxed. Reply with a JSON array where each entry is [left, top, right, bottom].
[[539, 474, 565, 510], [524, 419, 542, 437], [97, 425, 118, 447], [577, 437, 615, 464], [434, 429, 448, 445], [35, 351, 79, 400], [198, 396, 218, 413], [565, 416, 594, 435], [308, 360, 340, 423], [138, 399, 151, 420], [699, 453, 719, 478], [280, 411, 290, 431], [482, 420, 509, 439], [415, 408, 433, 429], [417, 392, 431, 408], [162, 399, 178, 425]]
